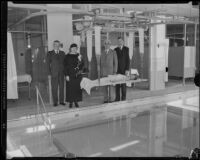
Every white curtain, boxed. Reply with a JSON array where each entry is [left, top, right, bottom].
[[127, 32, 134, 59], [138, 28, 144, 54], [86, 30, 92, 62], [94, 26, 101, 56], [7, 32, 18, 99]]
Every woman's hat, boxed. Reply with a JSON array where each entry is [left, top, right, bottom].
[[70, 43, 78, 48]]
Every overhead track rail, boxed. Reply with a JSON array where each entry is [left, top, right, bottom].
[[8, 2, 199, 30]]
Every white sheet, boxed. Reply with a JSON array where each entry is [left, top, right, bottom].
[[7, 32, 18, 99], [81, 73, 146, 95], [17, 74, 32, 83]]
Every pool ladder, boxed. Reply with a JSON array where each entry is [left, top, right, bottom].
[[35, 86, 52, 141]]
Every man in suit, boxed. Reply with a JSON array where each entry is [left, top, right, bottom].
[[47, 40, 66, 107], [114, 37, 130, 101], [100, 39, 118, 103]]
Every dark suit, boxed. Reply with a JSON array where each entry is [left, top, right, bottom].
[[46, 50, 65, 104], [114, 46, 130, 101]]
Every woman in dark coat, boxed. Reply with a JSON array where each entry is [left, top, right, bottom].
[[64, 43, 84, 108]]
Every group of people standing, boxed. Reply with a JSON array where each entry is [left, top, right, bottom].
[[47, 37, 130, 109], [47, 41, 84, 108], [100, 37, 130, 103]]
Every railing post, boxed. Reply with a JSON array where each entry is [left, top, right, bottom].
[[49, 118, 52, 141], [36, 87, 39, 115], [48, 77, 53, 105]]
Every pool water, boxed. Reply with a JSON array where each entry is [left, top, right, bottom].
[[7, 95, 199, 157], [52, 105, 199, 157]]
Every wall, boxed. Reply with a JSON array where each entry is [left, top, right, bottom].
[[168, 47, 184, 77], [47, 4, 73, 52], [11, 25, 26, 74], [196, 41, 199, 73], [168, 46, 196, 78]]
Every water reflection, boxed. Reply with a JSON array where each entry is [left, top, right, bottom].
[[148, 106, 167, 156], [7, 100, 199, 157]]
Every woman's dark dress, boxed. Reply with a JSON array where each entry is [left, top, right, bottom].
[[64, 53, 84, 102]]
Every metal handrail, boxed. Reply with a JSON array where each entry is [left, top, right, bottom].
[[35, 86, 52, 140]]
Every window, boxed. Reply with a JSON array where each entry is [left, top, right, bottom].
[[166, 24, 184, 47]]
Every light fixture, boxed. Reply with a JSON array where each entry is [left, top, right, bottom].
[[75, 23, 84, 31], [83, 16, 92, 27], [126, 10, 134, 15]]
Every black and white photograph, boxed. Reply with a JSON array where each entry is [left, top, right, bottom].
[[3, 1, 200, 158]]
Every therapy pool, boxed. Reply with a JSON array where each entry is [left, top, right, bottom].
[[7, 92, 199, 157]]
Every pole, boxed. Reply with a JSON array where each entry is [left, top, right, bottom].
[[94, 26, 102, 85], [36, 86, 40, 116], [96, 55, 101, 85], [48, 77, 53, 104], [183, 24, 186, 86], [194, 24, 197, 73]]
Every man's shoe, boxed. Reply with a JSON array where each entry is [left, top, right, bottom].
[[53, 103, 58, 107], [60, 102, 66, 106], [103, 100, 108, 103], [74, 102, 79, 108], [109, 100, 115, 103], [115, 99, 120, 102], [69, 103, 73, 108]]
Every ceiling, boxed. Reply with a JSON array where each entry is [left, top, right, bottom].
[[91, 4, 199, 18], [8, 7, 42, 27], [7, 3, 199, 31]]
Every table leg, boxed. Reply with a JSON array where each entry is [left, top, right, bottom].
[[108, 85, 111, 102], [183, 77, 185, 86]]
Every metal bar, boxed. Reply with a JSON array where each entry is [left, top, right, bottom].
[[194, 24, 197, 72], [48, 77, 53, 104], [8, 30, 47, 33], [184, 24, 187, 46], [102, 27, 137, 32], [167, 37, 184, 40], [8, 2, 94, 15], [35, 86, 52, 140], [37, 87, 47, 114], [183, 24, 187, 86], [36, 87, 39, 114], [166, 33, 184, 35]]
